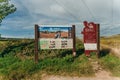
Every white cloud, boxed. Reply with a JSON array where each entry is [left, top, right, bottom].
[[50, 4, 65, 14], [1, 0, 120, 38], [11, 0, 120, 22]]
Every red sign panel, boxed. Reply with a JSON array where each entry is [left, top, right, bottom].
[[82, 21, 97, 43], [81, 21, 99, 56]]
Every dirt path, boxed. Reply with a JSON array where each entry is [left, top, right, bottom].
[[41, 66, 120, 80], [41, 74, 120, 80], [41, 57, 120, 80], [112, 47, 120, 57]]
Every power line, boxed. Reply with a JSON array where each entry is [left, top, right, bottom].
[[102, 0, 114, 35], [54, 0, 82, 22], [54, 0, 118, 35], [81, 0, 95, 20], [100, 0, 115, 35]]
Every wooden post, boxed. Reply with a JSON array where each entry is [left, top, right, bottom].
[[35, 24, 39, 63], [72, 25, 76, 56], [96, 24, 100, 58]]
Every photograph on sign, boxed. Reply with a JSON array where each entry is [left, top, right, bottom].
[[39, 26, 73, 49], [39, 26, 72, 38]]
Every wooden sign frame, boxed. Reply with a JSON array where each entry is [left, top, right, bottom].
[[34, 25, 76, 63]]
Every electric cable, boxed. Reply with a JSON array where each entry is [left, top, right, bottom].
[[81, 0, 95, 20], [54, 0, 82, 22]]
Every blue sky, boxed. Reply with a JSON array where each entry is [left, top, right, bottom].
[[0, 0, 120, 38]]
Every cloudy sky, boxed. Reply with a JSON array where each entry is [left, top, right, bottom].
[[0, 0, 120, 38]]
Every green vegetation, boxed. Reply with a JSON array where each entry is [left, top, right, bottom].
[[0, 56, 38, 80], [0, 39, 34, 58], [0, 38, 94, 80], [100, 35, 120, 77], [0, 35, 120, 79], [99, 54, 120, 77], [0, 0, 16, 23]]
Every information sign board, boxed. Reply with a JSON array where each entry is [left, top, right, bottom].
[[34, 25, 76, 63], [39, 25, 73, 49]]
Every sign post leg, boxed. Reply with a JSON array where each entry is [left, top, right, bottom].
[[35, 24, 39, 63], [96, 24, 100, 58], [72, 25, 76, 56]]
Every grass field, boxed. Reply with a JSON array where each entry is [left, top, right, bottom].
[[99, 34, 120, 77], [0, 35, 120, 79], [0, 38, 95, 80], [101, 34, 120, 47]]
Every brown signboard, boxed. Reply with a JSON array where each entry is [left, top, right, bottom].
[[34, 25, 76, 63]]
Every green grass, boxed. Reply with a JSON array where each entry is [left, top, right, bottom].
[[0, 56, 38, 80], [38, 54, 94, 76], [0, 54, 94, 80], [0, 39, 34, 58], [100, 35, 120, 77], [99, 53, 120, 77], [0, 38, 94, 80], [0, 36, 120, 79]]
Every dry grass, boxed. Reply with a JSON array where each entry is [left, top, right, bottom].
[[101, 35, 120, 47], [99, 35, 120, 77]]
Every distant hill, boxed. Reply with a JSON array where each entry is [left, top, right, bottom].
[[101, 34, 120, 39]]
